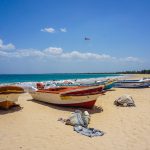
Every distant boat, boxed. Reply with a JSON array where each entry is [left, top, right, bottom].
[[142, 78, 150, 86], [0, 86, 24, 109], [114, 79, 150, 88], [43, 80, 115, 90], [30, 85, 104, 108], [103, 81, 115, 90], [79, 81, 115, 90]]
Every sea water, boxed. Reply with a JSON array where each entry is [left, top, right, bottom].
[[0, 73, 122, 84]]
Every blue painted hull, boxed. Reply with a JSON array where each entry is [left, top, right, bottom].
[[104, 82, 115, 90]]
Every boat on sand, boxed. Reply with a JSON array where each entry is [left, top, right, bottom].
[[30, 85, 104, 108], [0, 86, 24, 109], [41, 80, 115, 90], [114, 79, 150, 88]]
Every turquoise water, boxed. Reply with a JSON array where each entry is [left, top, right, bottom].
[[0, 73, 121, 84]]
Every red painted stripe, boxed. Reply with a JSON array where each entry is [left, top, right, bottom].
[[57, 100, 96, 109], [61, 87, 103, 96]]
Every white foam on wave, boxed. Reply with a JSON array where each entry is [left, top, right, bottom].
[[0, 75, 124, 87]]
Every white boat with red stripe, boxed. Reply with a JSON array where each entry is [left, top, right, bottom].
[[30, 85, 104, 108]]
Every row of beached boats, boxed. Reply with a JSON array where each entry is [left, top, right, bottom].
[[0, 78, 150, 110], [0, 85, 105, 109], [0, 80, 114, 109], [37, 80, 115, 90], [114, 79, 150, 88], [37, 78, 150, 89]]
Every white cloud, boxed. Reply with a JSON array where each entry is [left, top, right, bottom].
[[0, 48, 45, 58], [41, 27, 67, 33], [0, 50, 8, 57], [1, 47, 140, 64], [0, 39, 15, 50], [0, 39, 140, 63], [15, 49, 45, 57], [60, 51, 112, 60], [60, 28, 67, 32], [0, 39, 2, 45], [44, 47, 63, 55], [120, 56, 140, 62], [123, 56, 139, 62], [41, 27, 55, 33]]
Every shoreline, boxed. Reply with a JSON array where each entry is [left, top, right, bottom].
[[1, 73, 149, 85], [0, 74, 123, 85]]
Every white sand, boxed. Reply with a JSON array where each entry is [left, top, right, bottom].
[[0, 74, 150, 150]]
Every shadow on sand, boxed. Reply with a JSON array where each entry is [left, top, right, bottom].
[[29, 99, 103, 114], [0, 105, 23, 115]]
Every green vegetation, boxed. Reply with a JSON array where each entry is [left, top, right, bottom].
[[117, 70, 150, 74]]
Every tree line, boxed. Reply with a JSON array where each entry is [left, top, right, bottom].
[[117, 70, 150, 74]]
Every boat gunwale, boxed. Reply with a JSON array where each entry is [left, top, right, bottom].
[[36, 85, 104, 94]]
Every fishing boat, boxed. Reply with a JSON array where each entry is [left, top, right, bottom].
[[30, 85, 104, 108], [114, 79, 149, 88], [0, 86, 24, 109], [79, 80, 115, 90], [140, 78, 150, 86], [103, 81, 115, 90], [43, 80, 115, 90]]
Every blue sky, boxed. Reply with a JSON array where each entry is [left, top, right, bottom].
[[0, 0, 150, 73]]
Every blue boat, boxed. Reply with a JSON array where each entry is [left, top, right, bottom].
[[104, 81, 115, 90]]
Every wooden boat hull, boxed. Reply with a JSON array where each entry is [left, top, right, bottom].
[[50, 82, 115, 92], [0, 86, 24, 109], [0, 101, 15, 109], [31, 86, 104, 108], [0, 93, 21, 109], [31, 92, 102, 108], [57, 100, 96, 108], [104, 82, 115, 90], [114, 81, 149, 88]]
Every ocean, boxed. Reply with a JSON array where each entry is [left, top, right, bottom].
[[0, 73, 121, 84]]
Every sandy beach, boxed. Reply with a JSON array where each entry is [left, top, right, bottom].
[[0, 74, 150, 150]]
